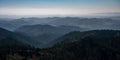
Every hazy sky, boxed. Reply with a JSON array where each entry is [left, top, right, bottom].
[[0, 0, 120, 16]]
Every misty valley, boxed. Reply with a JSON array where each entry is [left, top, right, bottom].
[[0, 0, 120, 60], [0, 17, 120, 60]]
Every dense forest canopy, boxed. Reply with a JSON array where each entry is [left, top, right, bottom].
[[0, 29, 120, 60]]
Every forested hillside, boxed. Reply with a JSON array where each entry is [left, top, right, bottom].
[[0, 30, 120, 60]]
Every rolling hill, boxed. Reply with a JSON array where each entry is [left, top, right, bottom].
[[2, 30, 120, 60], [39, 30, 120, 60], [0, 28, 28, 47], [15, 24, 82, 48]]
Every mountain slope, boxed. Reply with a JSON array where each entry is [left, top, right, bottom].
[[1, 30, 120, 60], [39, 30, 120, 60], [15, 24, 82, 48], [0, 28, 27, 47]]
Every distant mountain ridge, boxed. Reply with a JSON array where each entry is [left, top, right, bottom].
[[0, 17, 56, 31], [0, 17, 120, 31], [48, 17, 120, 30]]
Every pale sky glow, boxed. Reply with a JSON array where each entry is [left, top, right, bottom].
[[0, 7, 119, 16], [0, 0, 120, 16], [0, 8, 86, 15]]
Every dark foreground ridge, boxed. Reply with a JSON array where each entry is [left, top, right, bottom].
[[0, 29, 120, 60]]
